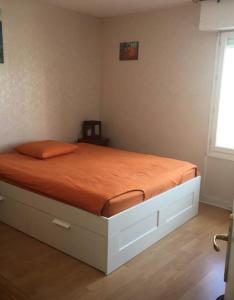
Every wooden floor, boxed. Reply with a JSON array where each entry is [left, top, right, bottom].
[[0, 203, 230, 300]]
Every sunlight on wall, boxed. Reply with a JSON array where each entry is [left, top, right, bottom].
[[216, 38, 234, 150]]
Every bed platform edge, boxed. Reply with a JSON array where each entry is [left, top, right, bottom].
[[0, 176, 201, 275]]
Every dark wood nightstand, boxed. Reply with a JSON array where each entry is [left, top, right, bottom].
[[78, 137, 110, 147]]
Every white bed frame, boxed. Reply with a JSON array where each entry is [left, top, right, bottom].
[[0, 176, 201, 274]]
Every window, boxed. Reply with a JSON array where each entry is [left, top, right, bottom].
[[209, 31, 234, 160]]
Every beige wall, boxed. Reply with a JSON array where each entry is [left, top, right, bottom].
[[0, 0, 101, 151], [101, 3, 234, 209]]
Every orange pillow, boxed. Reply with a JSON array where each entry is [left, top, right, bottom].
[[16, 140, 78, 159]]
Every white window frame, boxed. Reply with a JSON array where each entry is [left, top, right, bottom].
[[208, 31, 234, 161]]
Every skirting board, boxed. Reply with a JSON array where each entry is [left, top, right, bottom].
[[0, 176, 201, 274], [201, 194, 232, 211]]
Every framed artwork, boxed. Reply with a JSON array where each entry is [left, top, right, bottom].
[[119, 41, 139, 61], [0, 21, 4, 64]]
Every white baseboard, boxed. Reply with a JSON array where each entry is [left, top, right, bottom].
[[200, 194, 233, 211]]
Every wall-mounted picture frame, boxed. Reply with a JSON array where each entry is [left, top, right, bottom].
[[119, 41, 139, 61], [0, 21, 4, 64]]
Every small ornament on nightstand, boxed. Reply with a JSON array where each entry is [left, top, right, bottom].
[[82, 120, 101, 139], [78, 121, 110, 147]]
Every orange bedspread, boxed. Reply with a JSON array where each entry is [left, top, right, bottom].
[[0, 143, 198, 216]]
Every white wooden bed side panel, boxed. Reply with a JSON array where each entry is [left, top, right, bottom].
[[106, 176, 201, 274], [0, 181, 108, 236], [27, 205, 107, 271], [0, 195, 108, 273], [0, 195, 28, 233], [0, 177, 201, 275], [107, 176, 200, 235]]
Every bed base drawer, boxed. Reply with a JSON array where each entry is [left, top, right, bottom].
[[0, 196, 107, 272]]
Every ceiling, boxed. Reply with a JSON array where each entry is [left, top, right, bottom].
[[41, 0, 192, 18]]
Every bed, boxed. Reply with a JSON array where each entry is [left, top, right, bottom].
[[0, 142, 201, 274]]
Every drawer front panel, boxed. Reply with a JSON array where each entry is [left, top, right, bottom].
[[0, 196, 107, 272], [27, 206, 107, 270], [0, 196, 28, 232]]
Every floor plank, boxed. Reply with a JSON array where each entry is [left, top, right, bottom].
[[0, 203, 230, 300], [0, 275, 30, 300]]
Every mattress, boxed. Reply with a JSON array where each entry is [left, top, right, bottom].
[[0, 143, 197, 217]]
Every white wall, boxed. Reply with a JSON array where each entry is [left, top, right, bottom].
[[200, 0, 234, 31], [0, 0, 101, 151], [101, 3, 234, 209]]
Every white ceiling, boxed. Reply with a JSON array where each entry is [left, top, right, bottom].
[[41, 0, 192, 18]]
